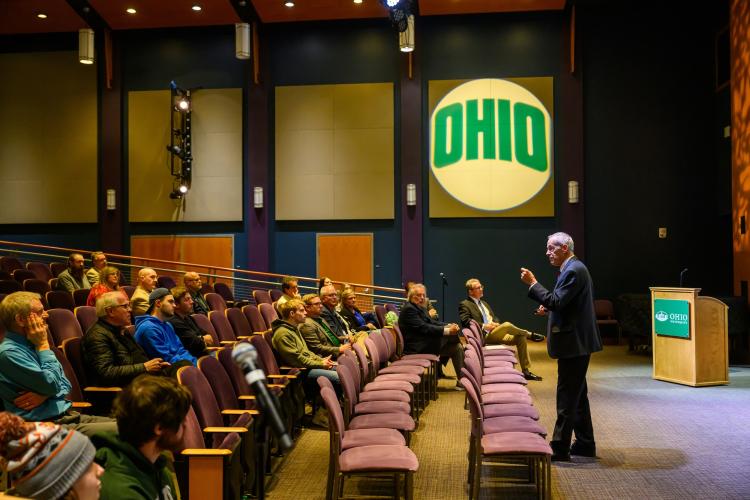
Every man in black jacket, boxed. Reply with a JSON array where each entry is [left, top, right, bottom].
[[167, 286, 213, 358], [83, 292, 167, 387], [399, 283, 463, 383]]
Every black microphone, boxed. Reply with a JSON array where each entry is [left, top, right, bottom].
[[679, 268, 688, 287], [439, 272, 448, 284], [232, 343, 293, 452]]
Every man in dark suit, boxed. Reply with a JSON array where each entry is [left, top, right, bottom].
[[521, 232, 603, 461], [399, 283, 463, 385], [458, 278, 544, 381]]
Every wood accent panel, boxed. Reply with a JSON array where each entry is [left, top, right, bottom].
[[731, 0, 750, 299], [129, 235, 234, 286], [317, 234, 373, 308], [419, 0, 565, 16]]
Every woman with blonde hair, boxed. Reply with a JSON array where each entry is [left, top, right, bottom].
[[338, 289, 377, 332], [86, 266, 125, 307]]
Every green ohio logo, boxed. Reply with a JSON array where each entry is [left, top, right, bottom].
[[653, 299, 690, 338], [430, 79, 552, 211]]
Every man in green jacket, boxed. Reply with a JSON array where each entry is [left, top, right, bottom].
[[93, 374, 191, 500], [271, 299, 340, 397]]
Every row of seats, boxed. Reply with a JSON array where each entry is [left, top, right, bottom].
[[461, 320, 552, 499]]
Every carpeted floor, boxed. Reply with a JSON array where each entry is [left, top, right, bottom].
[[267, 342, 750, 499]]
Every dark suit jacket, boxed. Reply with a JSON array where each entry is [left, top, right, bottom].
[[458, 298, 500, 329], [398, 301, 446, 356], [338, 306, 371, 332], [321, 306, 351, 337], [528, 257, 602, 359]]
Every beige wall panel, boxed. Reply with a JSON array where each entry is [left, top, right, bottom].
[[129, 88, 242, 222], [428, 77, 555, 218], [275, 83, 394, 220], [276, 130, 334, 175], [276, 174, 335, 220], [0, 51, 97, 223], [333, 128, 393, 174], [333, 83, 393, 129], [333, 172, 394, 219], [275, 86, 334, 131]]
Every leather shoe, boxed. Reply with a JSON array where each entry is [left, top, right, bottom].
[[529, 332, 545, 342], [523, 371, 543, 381], [551, 452, 570, 462], [570, 441, 596, 457]]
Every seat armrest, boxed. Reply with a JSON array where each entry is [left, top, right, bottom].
[[182, 448, 233, 456], [221, 409, 260, 415], [203, 426, 248, 433], [83, 386, 123, 392], [71, 401, 92, 409], [238, 395, 256, 400]]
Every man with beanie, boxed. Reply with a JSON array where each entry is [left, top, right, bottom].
[[134, 288, 196, 374], [93, 375, 191, 500], [0, 292, 117, 437], [0, 411, 103, 500]]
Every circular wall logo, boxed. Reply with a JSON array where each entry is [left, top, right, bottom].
[[430, 78, 552, 211], [655, 311, 669, 322]]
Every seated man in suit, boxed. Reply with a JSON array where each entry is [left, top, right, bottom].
[[458, 278, 543, 381], [298, 293, 352, 358], [398, 283, 463, 386]]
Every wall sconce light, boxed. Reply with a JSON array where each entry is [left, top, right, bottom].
[[399, 15, 415, 53], [235, 23, 250, 60], [106, 189, 116, 211], [79, 28, 94, 65], [253, 186, 264, 208], [568, 180, 579, 204], [406, 183, 417, 206]]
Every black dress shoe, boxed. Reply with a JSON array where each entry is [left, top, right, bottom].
[[570, 441, 596, 457], [529, 332, 545, 342], [523, 371, 543, 381], [551, 452, 571, 462]]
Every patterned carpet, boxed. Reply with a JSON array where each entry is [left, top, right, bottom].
[[267, 342, 750, 499]]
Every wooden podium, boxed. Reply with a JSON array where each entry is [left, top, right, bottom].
[[650, 287, 728, 386]]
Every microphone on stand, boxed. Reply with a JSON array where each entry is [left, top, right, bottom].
[[679, 268, 688, 287], [232, 343, 293, 452], [439, 272, 448, 284]]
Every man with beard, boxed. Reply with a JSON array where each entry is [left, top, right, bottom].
[[56, 253, 91, 292], [93, 375, 191, 499], [134, 288, 195, 374], [167, 286, 213, 358]]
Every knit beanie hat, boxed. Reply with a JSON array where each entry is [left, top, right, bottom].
[[0, 412, 95, 500]]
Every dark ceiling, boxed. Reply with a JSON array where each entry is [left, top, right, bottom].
[[0, 0, 566, 35]]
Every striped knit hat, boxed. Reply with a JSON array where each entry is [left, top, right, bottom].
[[0, 413, 95, 500]]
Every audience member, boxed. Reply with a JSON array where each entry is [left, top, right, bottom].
[[317, 276, 333, 293], [82, 292, 167, 387], [93, 375, 190, 499], [86, 251, 108, 286], [130, 268, 158, 317], [167, 286, 213, 358], [183, 272, 209, 316], [398, 284, 464, 383], [319, 284, 355, 338], [56, 253, 91, 293], [298, 293, 352, 358], [275, 276, 300, 310], [338, 289, 377, 331], [0, 292, 116, 436], [405, 281, 438, 319], [271, 299, 340, 395], [134, 288, 196, 371], [87, 266, 126, 307], [0, 412, 103, 500], [458, 278, 543, 381]]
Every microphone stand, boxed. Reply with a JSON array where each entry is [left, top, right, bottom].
[[440, 273, 448, 320]]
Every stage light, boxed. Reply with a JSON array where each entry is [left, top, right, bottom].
[[177, 98, 189, 111], [385, 0, 400, 6], [179, 184, 189, 194], [79, 28, 94, 65]]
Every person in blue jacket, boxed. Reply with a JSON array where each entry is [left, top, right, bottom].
[[134, 288, 196, 376]]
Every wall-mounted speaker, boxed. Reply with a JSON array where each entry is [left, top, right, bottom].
[[235, 23, 250, 60]]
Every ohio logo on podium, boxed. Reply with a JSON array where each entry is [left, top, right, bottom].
[[653, 299, 690, 339], [430, 78, 552, 211]]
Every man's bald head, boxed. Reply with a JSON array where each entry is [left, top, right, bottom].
[[138, 268, 158, 292]]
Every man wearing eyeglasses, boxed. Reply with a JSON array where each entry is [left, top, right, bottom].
[[299, 293, 352, 358], [183, 272, 209, 316], [458, 278, 544, 381], [86, 251, 108, 286], [521, 232, 602, 462], [83, 291, 167, 387]]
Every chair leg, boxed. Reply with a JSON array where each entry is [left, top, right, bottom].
[[471, 449, 482, 500], [404, 471, 413, 500], [331, 472, 342, 500]]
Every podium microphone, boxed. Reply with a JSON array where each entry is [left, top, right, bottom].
[[439, 272, 448, 284], [679, 268, 688, 287], [232, 343, 294, 451]]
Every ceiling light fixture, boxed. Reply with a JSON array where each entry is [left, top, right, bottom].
[[284, 1, 295, 7], [37, 13, 47, 19], [399, 14, 414, 52], [126, 8, 136, 14], [354, 0, 363, 3], [78, 28, 95, 65], [192, 5, 202, 11]]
